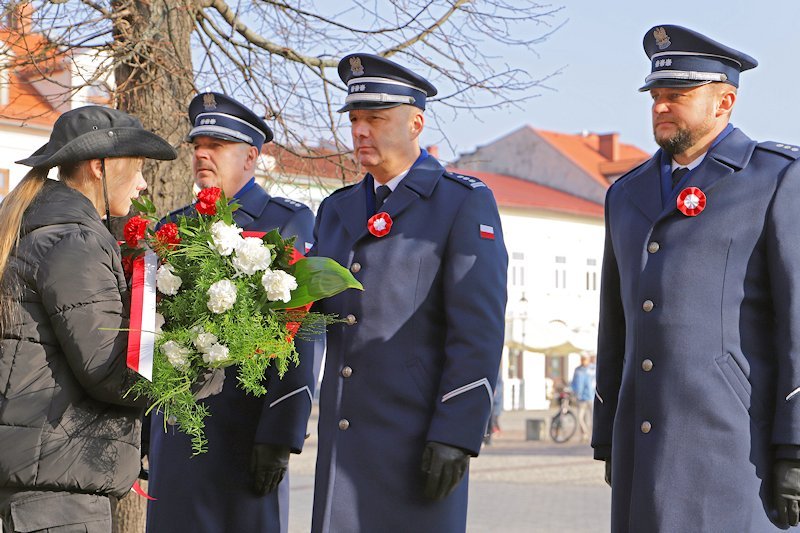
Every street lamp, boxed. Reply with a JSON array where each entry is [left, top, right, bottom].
[[518, 292, 528, 350]]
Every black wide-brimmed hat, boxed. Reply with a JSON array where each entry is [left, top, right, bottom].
[[16, 105, 177, 168]]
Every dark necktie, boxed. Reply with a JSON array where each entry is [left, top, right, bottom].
[[375, 184, 391, 211], [671, 167, 689, 189]]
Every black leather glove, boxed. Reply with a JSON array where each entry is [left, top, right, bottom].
[[421, 441, 470, 501], [190, 367, 225, 400], [604, 458, 612, 487], [774, 459, 800, 526], [250, 443, 291, 496]]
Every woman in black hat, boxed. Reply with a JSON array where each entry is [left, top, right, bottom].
[[0, 106, 176, 532]]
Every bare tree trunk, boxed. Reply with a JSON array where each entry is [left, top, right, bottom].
[[112, 481, 148, 533], [112, 0, 197, 222], [108, 2, 196, 531]]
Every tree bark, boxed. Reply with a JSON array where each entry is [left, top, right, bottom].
[[112, 0, 197, 223], [109, 2, 196, 531]]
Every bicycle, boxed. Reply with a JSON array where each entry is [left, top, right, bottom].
[[549, 388, 578, 443]]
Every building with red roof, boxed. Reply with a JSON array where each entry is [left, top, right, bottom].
[[453, 126, 650, 204]]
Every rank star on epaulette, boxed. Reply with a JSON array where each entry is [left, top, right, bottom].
[[776, 143, 800, 152]]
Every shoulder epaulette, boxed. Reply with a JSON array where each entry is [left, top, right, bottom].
[[615, 158, 651, 186], [443, 171, 487, 190], [756, 141, 800, 160], [328, 183, 358, 196], [270, 196, 309, 212]]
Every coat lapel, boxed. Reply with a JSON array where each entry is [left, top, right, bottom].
[[332, 156, 443, 245], [658, 128, 756, 221], [233, 183, 270, 229], [622, 155, 663, 223], [380, 156, 442, 220], [685, 128, 756, 192], [332, 178, 370, 242]]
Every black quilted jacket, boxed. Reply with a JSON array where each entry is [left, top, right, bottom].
[[0, 179, 144, 498]]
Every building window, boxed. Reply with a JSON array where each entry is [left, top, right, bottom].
[[585, 258, 598, 291], [511, 251, 525, 287], [0, 169, 9, 200], [554, 256, 567, 289]]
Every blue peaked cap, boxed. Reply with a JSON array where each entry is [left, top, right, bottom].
[[639, 25, 757, 92], [337, 53, 437, 113], [188, 92, 273, 150]]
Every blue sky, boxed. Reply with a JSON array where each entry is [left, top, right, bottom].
[[423, 0, 800, 162]]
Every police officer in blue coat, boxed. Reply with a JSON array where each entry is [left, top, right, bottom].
[[146, 92, 316, 533], [309, 54, 508, 532], [594, 25, 800, 531]]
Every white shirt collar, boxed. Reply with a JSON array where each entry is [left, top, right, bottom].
[[671, 152, 706, 172], [373, 167, 410, 193]]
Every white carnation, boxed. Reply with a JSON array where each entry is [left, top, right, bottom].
[[232, 237, 273, 276], [160, 340, 191, 372], [209, 220, 244, 256], [156, 263, 182, 296], [202, 342, 230, 364], [193, 332, 218, 353], [207, 279, 237, 314], [154, 312, 165, 334], [260, 269, 298, 303]]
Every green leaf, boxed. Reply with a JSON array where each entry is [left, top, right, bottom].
[[267, 257, 363, 309], [131, 196, 155, 216]]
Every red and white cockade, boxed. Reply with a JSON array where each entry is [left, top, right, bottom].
[[677, 187, 707, 217], [368, 212, 393, 237]]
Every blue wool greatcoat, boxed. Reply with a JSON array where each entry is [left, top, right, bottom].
[[146, 182, 316, 533], [593, 128, 800, 532], [309, 155, 508, 533]]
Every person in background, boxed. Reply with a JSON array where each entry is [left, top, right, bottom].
[[570, 354, 595, 442], [0, 106, 177, 532]]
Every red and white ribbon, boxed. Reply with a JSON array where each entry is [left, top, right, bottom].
[[127, 250, 158, 381]]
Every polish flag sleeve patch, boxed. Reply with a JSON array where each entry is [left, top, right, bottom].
[[479, 224, 495, 240]]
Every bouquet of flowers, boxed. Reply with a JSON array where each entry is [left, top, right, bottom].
[[121, 187, 361, 454]]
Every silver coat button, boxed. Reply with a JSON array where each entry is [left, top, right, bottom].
[[647, 241, 660, 253], [350, 262, 361, 273], [642, 359, 653, 371], [345, 314, 357, 325], [338, 419, 350, 430], [341, 366, 353, 378], [641, 421, 652, 434], [642, 300, 654, 312]]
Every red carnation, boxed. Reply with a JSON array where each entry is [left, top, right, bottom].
[[124, 215, 149, 248], [196, 187, 222, 216], [155, 222, 181, 249]]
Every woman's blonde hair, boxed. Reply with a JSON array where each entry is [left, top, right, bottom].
[[0, 167, 49, 335], [0, 162, 95, 335]]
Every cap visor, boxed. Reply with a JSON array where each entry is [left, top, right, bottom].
[[638, 79, 713, 92], [188, 128, 251, 145], [337, 101, 404, 113]]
